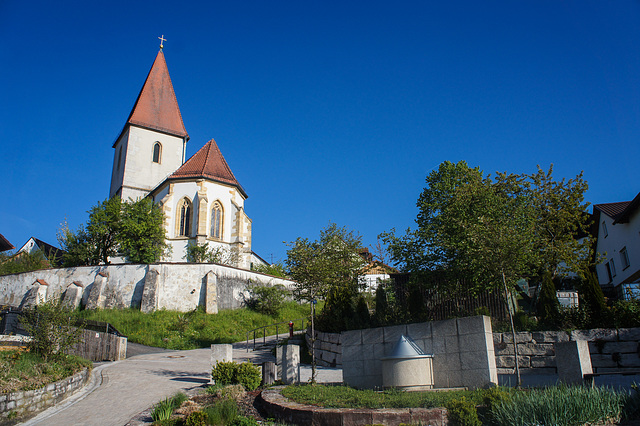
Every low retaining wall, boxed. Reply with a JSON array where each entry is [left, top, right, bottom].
[[0, 263, 294, 313], [0, 368, 90, 421], [257, 387, 448, 426], [310, 326, 640, 380]]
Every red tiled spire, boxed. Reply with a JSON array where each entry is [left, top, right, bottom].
[[122, 50, 189, 140], [170, 139, 247, 197]]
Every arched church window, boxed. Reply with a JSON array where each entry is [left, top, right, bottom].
[[211, 201, 223, 239], [152, 142, 162, 163], [177, 198, 192, 237]]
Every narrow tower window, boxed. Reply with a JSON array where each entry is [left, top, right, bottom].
[[177, 198, 192, 237], [153, 142, 162, 163], [211, 201, 223, 239]]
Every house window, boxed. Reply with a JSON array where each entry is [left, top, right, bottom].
[[620, 247, 630, 270], [610, 259, 617, 277], [602, 221, 608, 238], [153, 142, 162, 163], [606, 262, 613, 283], [211, 201, 223, 239], [177, 198, 192, 237]]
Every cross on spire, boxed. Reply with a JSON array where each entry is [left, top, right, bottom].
[[158, 34, 166, 49]]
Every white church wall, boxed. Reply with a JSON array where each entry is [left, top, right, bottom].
[[0, 263, 295, 312], [113, 126, 185, 201], [109, 128, 129, 197]]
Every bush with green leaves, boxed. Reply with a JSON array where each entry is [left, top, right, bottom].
[[20, 299, 84, 361], [212, 361, 261, 391], [185, 242, 238, 265], [251, 262, 288, 278], [445, 397, 481, 426], [244, 284, 289, 316], [0, 250, 52, 276], [185, 411, 207, 426], [203, 398, 238, 425]]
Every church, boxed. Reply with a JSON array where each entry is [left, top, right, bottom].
[[109, 47, 262, 269]]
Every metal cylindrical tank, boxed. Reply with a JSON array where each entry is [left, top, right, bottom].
[[381, 335, 434, 391]]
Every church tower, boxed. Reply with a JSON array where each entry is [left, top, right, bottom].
[[109, 49, 189, 201]]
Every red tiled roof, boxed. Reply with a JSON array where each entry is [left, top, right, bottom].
[[0, 233, 14, 252], [169, 139, 247, 198], [115, 50, 188, 146], [594, 201, 632, 221]]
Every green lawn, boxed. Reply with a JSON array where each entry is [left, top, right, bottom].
[[0, 350, 92, 394], [77, 302, 314, 350]]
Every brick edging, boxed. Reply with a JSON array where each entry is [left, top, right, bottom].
[[256, 386, 448, 426], [0, 367, 91, 421]]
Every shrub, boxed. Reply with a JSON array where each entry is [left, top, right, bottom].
[[231, 416, 260, 426], [185, 411, 207, 426], [235, 362, 261, 391], [445, 397, 481, 426], [20, 299, 84, 361], [211, 361, 261, 391], [244, 284, 289, 316], [212, 361, 237, 386]]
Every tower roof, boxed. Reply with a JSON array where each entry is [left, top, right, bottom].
[[170, 139, 247, 198], [116, 50, 189, 145]]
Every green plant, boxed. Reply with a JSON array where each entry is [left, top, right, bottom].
[[231, 416, 260, 426], [445, 397, 481, 426], [185, 242, 238, 265], [185, 410, 207, 426], [211, 361, 261, 391], [212, 361, 237, 385], [252, 262, 288, 278], [20, 299, 84, 361], [204, 398, 238, 425], [244, 284, 289, 316], [235, 362, 261, 391], [151, 392, 188, 422]]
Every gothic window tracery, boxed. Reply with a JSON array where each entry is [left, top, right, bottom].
[[177, 198, 192, 237], [211, 201, 223, 239]]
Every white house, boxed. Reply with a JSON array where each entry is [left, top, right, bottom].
[[109, 48, 264, 269], [593, 191, 640, 299]]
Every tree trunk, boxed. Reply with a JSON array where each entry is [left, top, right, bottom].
[[310, 299, 317, 384], [502, 271, 521, 387]]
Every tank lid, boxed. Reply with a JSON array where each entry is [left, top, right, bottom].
[[382, 334, 433, 360]]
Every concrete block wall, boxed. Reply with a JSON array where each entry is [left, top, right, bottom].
[[305, 329, 342, 367], [493, 328, 640, 376], [0, 368, 89, 421], [341, 316, 497, 390]]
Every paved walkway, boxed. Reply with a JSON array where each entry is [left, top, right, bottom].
[[20, 335, 342, 425]]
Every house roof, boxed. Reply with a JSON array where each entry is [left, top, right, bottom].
[[168, 139, 247, 198], [0, 234, 14, 252], [594, 191, 640, 224], [115, 50, 188, 146], [18, 237, 65, 266]]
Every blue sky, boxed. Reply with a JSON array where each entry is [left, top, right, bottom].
[[1, 1, 639, 263]]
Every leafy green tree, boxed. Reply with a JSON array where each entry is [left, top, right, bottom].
[[285, 223, 366, 381], [537, 272, 560, 328], [59, 197, 167, 266], [0, 250, 51, 276], [251, 261, 288, 278], [119, 198, 166, 263]]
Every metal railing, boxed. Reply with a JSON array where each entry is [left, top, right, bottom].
[[245, 318, 306, 352]]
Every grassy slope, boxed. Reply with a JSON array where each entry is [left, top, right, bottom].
[[77, 302, 314, 350]]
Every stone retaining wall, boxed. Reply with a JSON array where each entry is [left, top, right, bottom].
[[0, 263, 294, 313], [0, 368, 90, 421], [494, 328, 640, 376], [310, 326, 640, 377]]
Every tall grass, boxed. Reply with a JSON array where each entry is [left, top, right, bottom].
[[150, 392, 188, 422], [78, 302, 313, 349], [489, 385, 636, 426]]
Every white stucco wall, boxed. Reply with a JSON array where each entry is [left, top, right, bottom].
[[0, 263, 294, 312], [110, 126, 186, 200], [595, 207, 640, 288]]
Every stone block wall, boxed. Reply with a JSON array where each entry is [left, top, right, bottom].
[[305, 329, 342, 367], [340, 316, 497, 390], [494, 328, 640, 376], [0, 368, 89, 421]]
